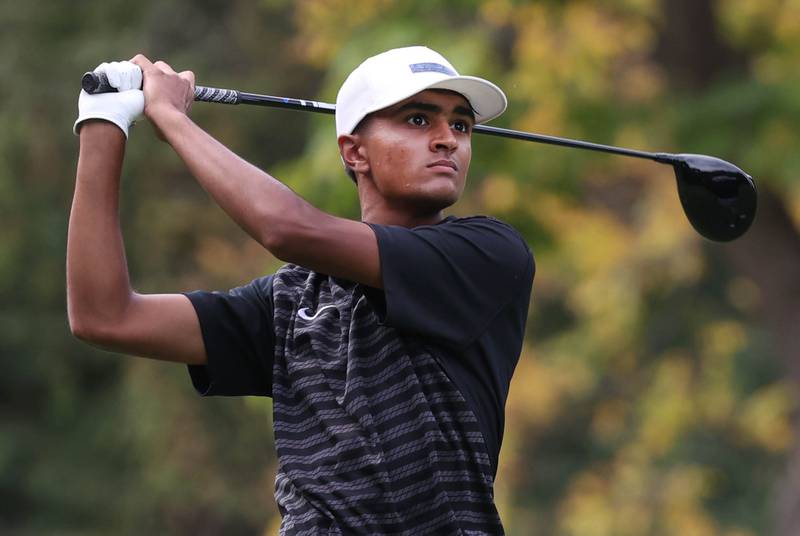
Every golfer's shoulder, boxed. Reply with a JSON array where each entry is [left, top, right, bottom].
[[219, 274, 277, 307], [445, 214, 532, 255], [445, 213, 523, 234]]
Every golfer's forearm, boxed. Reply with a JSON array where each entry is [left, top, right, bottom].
[[151, 109, 382, 288], [154, 109, 314, 255], [67, 123, 134, 337]]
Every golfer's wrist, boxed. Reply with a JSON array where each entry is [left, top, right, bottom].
[[148, 105, 190, 136], [78, 120, 126, 144]]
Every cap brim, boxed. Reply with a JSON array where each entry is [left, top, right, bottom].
[[427, 76, 507, 124]]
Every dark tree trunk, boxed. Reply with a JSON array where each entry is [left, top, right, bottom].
[[654, 0, 747, 90], [726, 189, 800, 375]]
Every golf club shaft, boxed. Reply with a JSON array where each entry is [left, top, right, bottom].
[[199, 87, 672, 162], [83, 71, 673, 163]]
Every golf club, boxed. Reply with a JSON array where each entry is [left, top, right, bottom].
[[82, 71, 758, 242]]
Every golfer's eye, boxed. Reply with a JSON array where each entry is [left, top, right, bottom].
[[407, 114, 429, 127], [452, 120, 471, 133]]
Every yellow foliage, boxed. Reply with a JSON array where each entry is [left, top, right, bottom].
[[614, 126, 662, 155], [718, 0, 800, 47], [758, 119, 800, 177], [537, 195, 633, 277], [612, 446, 656, 524], [534, 192, 651, 349], [662, 465, 716, 509], [701, 321, 747, 359], [194, 236, 242, 279], [638, 356, 696, 456], [498, 348, 596, 525], [737, 383, 795, 453], [718, 0, 783, 44], [264, 515, 282, 536], [515, 95, 568, 140], [615, 62, 665, 103], [633, 175, 705, 286], [661, 465, 720, 536], [753, 54, 787, 84], [720, 0, 800, 82], [775, 0, 800, 43], [698, 363, 736, 426], [194, 235, 278, 283], [479, 0, 513, 27], [291, 0, 395, 65], [762, 118, 800, 153], [510, 2, 658, 107], [569, 275, 640, 348], [663, 508, 719, 536], [558, 472, 615, 536], [592, 399, 629, 444], [551, 438, 762, 536], [790, 183, 800, 229], [480, 174, 519, 213], [506, 348, 594, 429], [634, 173, 698, 251], [244, 395, 274, 420], [726, 277, 762, 313]]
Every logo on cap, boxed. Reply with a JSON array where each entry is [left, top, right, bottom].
[[409, 62, 457, 76]]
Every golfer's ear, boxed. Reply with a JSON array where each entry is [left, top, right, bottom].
[[338, 134, 369, 174]]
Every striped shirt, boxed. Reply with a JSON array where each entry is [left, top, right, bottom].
[[186, 215, 534, 535]]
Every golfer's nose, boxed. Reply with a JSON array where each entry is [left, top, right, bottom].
[[430, 119, 457, 152]]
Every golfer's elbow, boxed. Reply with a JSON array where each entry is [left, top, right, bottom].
[[67, 295, 132, 347], [68, 311, 106, 344], [69, 317, 99, 343], [68, 309, 117, 346], [259, 223, 290, 260]]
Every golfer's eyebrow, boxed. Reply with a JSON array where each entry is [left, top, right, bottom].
[[395, 101, 476, 123]]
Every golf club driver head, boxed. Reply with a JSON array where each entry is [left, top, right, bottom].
[[669, 154, 757, 242]]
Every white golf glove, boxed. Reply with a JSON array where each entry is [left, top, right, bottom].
[[74, 61, 144, 138]]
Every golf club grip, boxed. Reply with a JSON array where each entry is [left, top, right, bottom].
[[81, 71, 241, 104], [194, 86, 240, 104]]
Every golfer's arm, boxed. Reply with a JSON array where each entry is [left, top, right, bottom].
[[154, 109, 382, 288], [67, 122, 206, 364]]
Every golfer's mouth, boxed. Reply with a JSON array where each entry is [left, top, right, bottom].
[[428, 160, 458, 171]]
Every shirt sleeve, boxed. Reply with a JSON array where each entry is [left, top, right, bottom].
[[366, 216, 534, 349], [182, 275, 275, 397]]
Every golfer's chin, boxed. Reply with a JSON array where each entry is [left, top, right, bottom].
[[405, 177, 463, 212]]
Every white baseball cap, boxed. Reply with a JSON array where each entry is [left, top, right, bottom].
[[335, 46, 507, 137]]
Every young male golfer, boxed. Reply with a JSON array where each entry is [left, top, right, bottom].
[[68, 46, 534, 535]]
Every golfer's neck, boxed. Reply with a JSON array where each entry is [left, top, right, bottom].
[[356, 177, 446, 228], [359, 201, 444, 228]]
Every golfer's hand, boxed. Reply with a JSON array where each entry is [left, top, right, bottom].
[[130, 54, 195, 130], [74, 61, 144, 138]]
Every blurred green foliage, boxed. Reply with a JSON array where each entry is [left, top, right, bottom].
[[1, 0, 799, 534]]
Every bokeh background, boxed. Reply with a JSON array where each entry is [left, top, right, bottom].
[[2, 0, 799, 534]]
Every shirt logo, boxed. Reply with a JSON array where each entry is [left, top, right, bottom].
[[409, 62, 457, 76], [297, 305, 337, 321]]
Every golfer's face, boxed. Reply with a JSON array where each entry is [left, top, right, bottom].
[[362, 89, 474, 210]]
